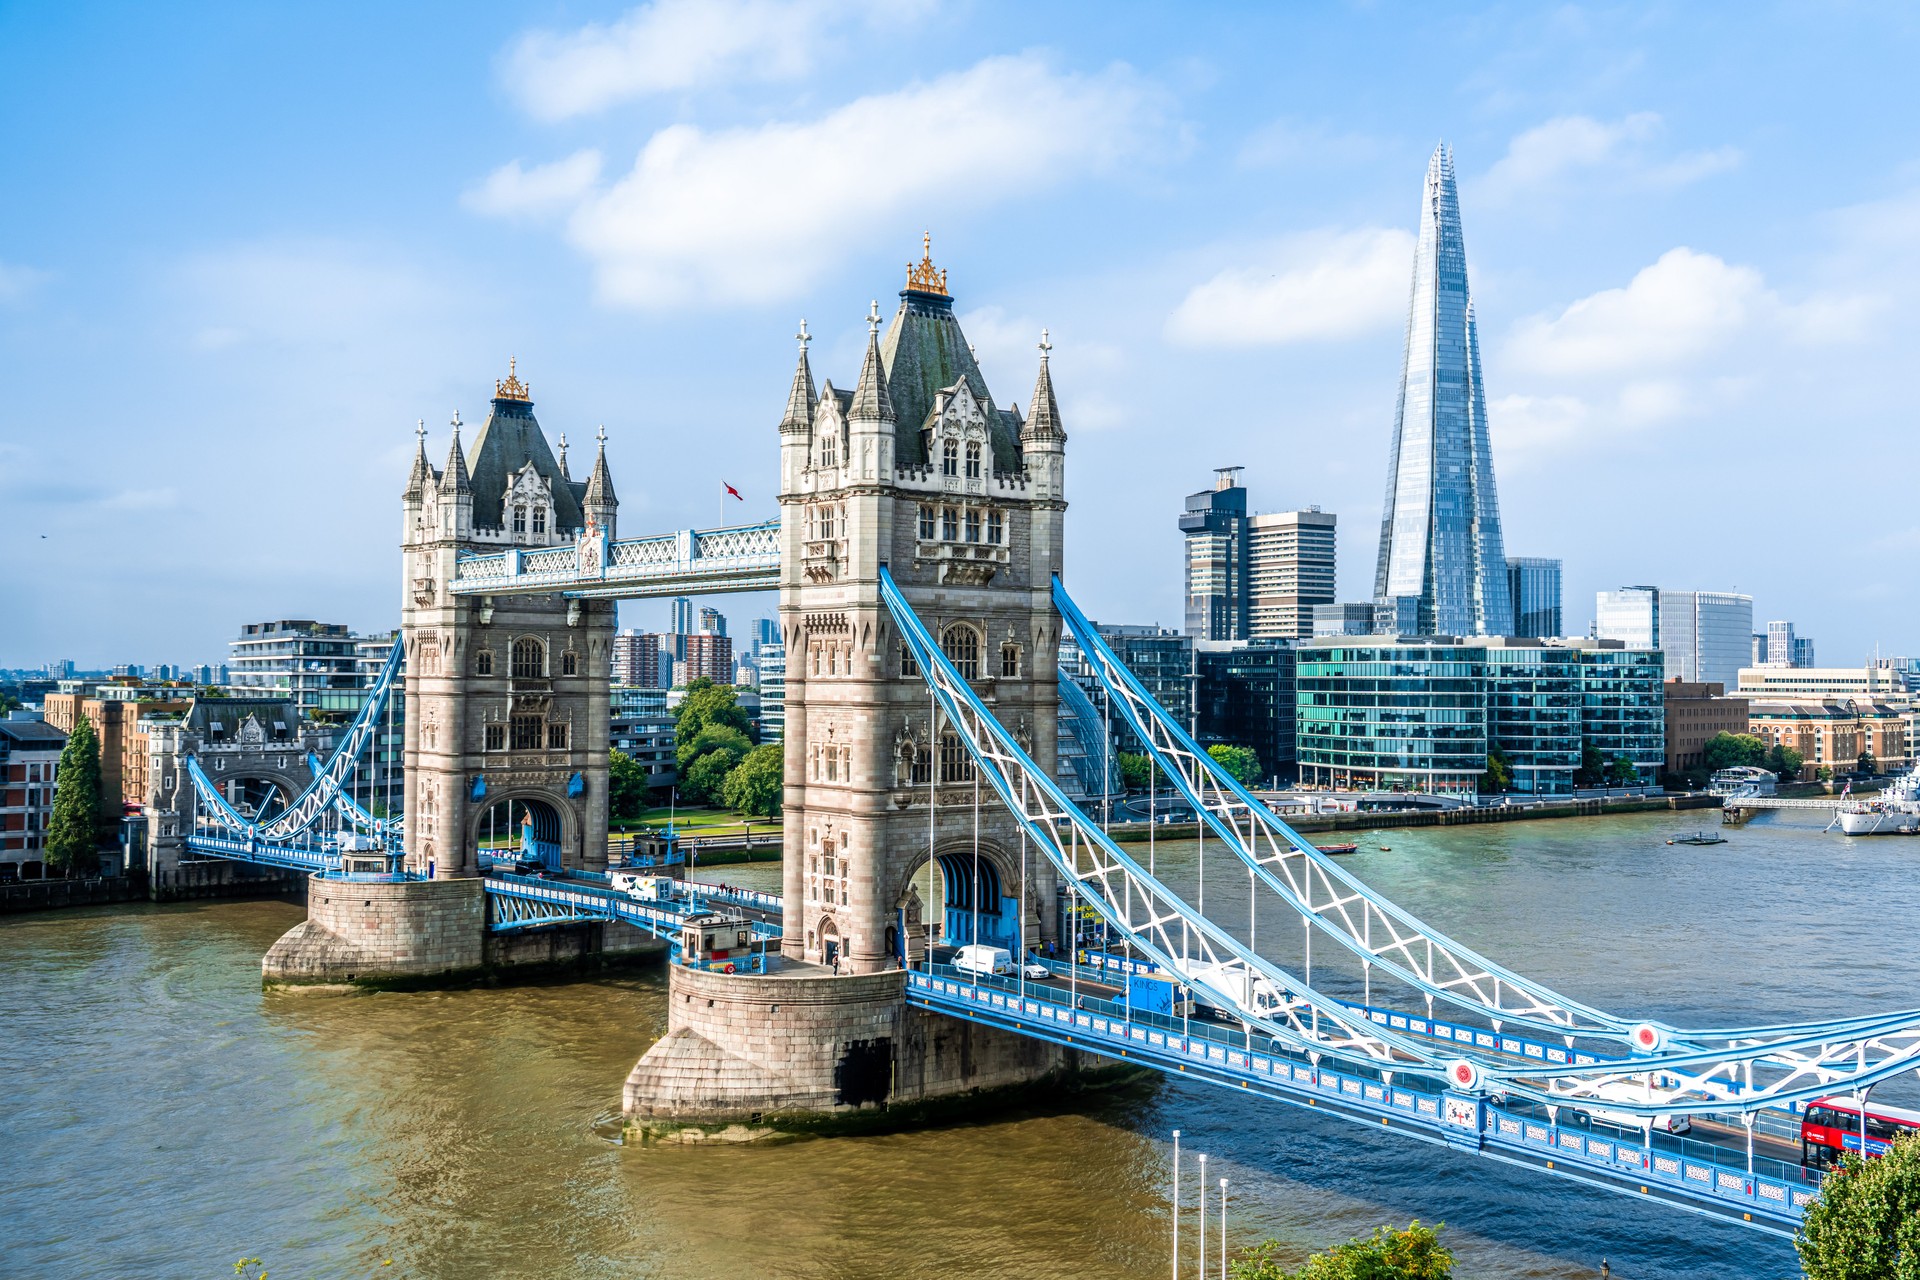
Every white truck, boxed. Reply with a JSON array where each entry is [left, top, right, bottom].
[[609, 871, 673, 902], [1173, 961, 1289, 1021]]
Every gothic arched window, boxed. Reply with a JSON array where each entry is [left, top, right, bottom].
[[513, 506, 527, 534], [511, 637, 545, 679], [475, 650, 494, 676], [918, 505, 936, 540], [941, 624, 980, 680], [1000, 643, 1020, 678], [965, 442, 981, 479], [941, 440, 959, 476], [941, 507, 959, 541], [561, 651, 578, 676]]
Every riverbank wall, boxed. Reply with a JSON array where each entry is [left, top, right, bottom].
[[1108, 792, 1723, 844]]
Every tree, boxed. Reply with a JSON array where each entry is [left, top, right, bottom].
[[1767, 743, 1805, 782], [1480, 746, 1512, 793], [677, 723, 753, 776], [45, 716, 103, 875], [1230, 1221, 1453, 1280], [1116, 752, 1156, 792], [1859, 748, 1878, 776], [608, 749, 649, 820], [1818, 765, 1835, 783], [684, 745, 746, 804], [1795, 1133, 1920, 1280], [721, 743, 783, 818], [1702, 732, 1770, 773], [674, 677, 752, 750], [1207, 744, 1262, 786], [1606, 754, 1640, 786], [1574, 740, 1607, 787]]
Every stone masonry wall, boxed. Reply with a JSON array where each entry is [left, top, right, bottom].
[[262, 876, 484, 987]]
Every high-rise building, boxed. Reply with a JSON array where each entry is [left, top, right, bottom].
[[1180, 467, 1249, 641], [1506, 557, 1562, 638], [1248, 509, 1336, 641], [611, 630, 665, 687], [1372, 144, 1512, 637], [684, 633, 733, 684], [670, 597, 694, 636], [699, 606, 727, 637], [1657, 591, 1753, 688], [1312, 602, 1378, 637], [1595, 587, 1660, 649], [1794, 636, 1817, 668], [227, 620, 364, 716], [757, 639, 785, 742], [1194, 640, 1297, 781], [1766, 620, 1797, 667]]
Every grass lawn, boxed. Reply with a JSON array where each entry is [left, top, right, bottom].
[[610, 806, 782, 839]]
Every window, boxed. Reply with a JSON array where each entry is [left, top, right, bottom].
[[475, 650, 494, 676], [987, 511, 1003, 545], [511, 637, 545, 679], [964, 510, 981, 543], [485, 724, 505, 751], [821, 432, 837, 468], [513, 506, 527, 534], [547, 723, 569, 750], [942, 625, 980, 680], [909, 744, 932, 784], [1001, 644, 1020, 678], [900, 643, 919, 679], [510, 714, 543, 751], [965, 442, 981, 479], [941, 440, 959, 476], [561, 651, 578, 676], [942, 507, 959, 541], [940, 731, 975, 783], [532, 508, 546, 535], [918, 505, 936, 540]]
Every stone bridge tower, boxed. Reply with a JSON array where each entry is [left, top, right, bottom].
[[777, 240, 1067, 974], [399, 362, 617, 880]]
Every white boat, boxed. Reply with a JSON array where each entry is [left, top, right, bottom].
[[1831, 765, 1920, 835]]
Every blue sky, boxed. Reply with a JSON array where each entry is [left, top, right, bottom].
[[5, 2, 1919, 668]]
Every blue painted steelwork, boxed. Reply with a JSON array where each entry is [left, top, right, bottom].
[[183, 832, 338, 874], [482, 873, 782, 946], [907, 966, 1815, 1235], [448, 519, 780, 600]]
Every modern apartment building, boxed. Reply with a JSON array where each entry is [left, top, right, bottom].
[[227, 620, 364, 716], [683, 633, 734, 685], [0, 718, 67, 876], [1193, 640, 1297, 780], [43, 687, 193, 824], [1506, 557, 1563, 638], [1763, 620, 1816, 668], [611, 630, 665, 688], [758, 639, 786, 742], [1248, 509, 1336, 641]]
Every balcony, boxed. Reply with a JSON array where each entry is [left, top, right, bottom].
[[914, 539, 1010, 586]]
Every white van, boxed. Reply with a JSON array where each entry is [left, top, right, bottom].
[[1578, 1080, 1692, 1136], [609, 871, 670, 902], [954, 944, 1013, 977]]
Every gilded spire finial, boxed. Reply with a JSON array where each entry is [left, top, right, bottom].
[[494, 355, 531, 402], [904, 232, 950, 296]]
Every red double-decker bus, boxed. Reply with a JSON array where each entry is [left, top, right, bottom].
[[1801, 1096, 1920, 1168]]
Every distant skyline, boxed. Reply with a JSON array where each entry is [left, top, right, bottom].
[[6, 3, 1920, 665]]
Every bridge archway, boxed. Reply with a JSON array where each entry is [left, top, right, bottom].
[[899, 839, 1029, 960], [222, 772, 304, 823], [474, 794, 570, 870]]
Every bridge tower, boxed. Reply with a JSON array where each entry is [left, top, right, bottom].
[[398, 363, 617, 881], [777, 241, 1066, 974]]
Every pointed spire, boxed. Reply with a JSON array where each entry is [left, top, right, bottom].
[[584, 424, 616, 506], [403, 418, 431, 499], [556, 431, 571, 479], [779, 319, 818, 433], [848, 301, 894, 423], [443, 409, 471, 494], [1023, 328, 1063, 443]]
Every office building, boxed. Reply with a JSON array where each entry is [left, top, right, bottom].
[[1747, 701, 1910, 777], [1066, 624, 1193, 754], [683, 633, 734, 685], [1313, 603, 1378, 637], [1372, 144, 1513, 637], [1658, 591, 1754, 688], [1248, 509, 1336, 640], [611, 630, 665, 688], [228, 620, 365, 716], [758, 639, 786, 742], [699, 606, 727, 637], [1595, 587, 1660, 649], [1506, 557, 1562, 638], [1664, 681, 1750, 777], [0, 718, 68, 877], [610, 685, 677, 789], [670, 597, 694, 636], [1296, 637, 1665, 794], [1194, 641, 1297, 781], [1180, 468, 1249, 640], [1735, 664, 1912, 702]]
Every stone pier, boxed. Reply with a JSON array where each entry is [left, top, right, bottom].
[[623, 961, 1125, 1142]]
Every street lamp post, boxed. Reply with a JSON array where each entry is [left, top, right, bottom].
[[1170, 1130, 1181, 1280]]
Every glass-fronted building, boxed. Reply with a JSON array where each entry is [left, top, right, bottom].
[[1296, 640, 1488, 793], [1657, 590, 1753, 688], [1484, 644, 1580, 794], [1594, 587, 1660, 650], [1575, 645, 1667, 779], [1194, 640, 1297, 782], [1180, 468, 1249, 641], [1505, 557, 1563, 638]]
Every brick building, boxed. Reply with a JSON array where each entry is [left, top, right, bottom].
[[0, 719, 68, 877], [1663, 680, 1749, 777]]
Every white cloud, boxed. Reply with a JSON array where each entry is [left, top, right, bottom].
[[550, 55, 1168, 307], [1164, 228, 1414, 348], [959, 305, 1130, 431], [502, 0, 925, 120], [1480, 113, 1740, 204], [462, 150, 603, 219]]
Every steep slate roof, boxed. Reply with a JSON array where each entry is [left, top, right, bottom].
[[878, 287, 1023, 472], [467, 394, 588, 533]]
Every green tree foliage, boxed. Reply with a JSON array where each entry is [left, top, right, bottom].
[[1795, 1133, 1920, 1280], [1819, 765, 1835, 783], [1229, 1221, 1454, 1280], [1859, 749, 1878, 776], [678, 723, 751, 776], [721, 743, 783, 817], [1207, 744, 1262, 786], [1767, 742, 1805, 781], [1574, 740, 1607, 787], [674, 677, 752, 751], [1702, 732, 1770, 772], [684, 748, 744, 804], [1605, 754, 1640, 785], [45, 716, 103, 874], [608, 748, 650, 820], [1480, 746, 1512, 792], [1116, 752, 1161, 792]]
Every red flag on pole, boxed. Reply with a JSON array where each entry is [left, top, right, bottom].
[[724, 482, 743, 500]]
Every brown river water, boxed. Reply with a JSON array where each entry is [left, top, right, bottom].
[[8, 809, 1909, 1278]]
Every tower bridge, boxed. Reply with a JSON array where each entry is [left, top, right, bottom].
[[161, 241, 1920, 1237]]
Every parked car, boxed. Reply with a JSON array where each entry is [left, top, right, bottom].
[[1020, 955, 1050, 980]]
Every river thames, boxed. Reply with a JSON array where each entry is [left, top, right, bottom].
[[5, 807, 1914, 1278]]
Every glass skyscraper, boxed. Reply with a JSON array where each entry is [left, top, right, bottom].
[[1373, 143, 1512, 637], [1506, 557, 1563, 638]]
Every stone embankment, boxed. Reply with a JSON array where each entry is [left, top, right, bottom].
[[1109, 792, 1721, 845]]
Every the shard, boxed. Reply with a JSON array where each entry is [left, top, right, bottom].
[[1373, 143, 1512, 637]]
